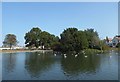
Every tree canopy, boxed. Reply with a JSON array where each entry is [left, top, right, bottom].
[[24, 27, 106, 52], [3, 34, 18, 49], [24, 27, 41, 48], [84, 29, 100, 49], [24, 27, 59, 50], [60, 28, 88, 53]]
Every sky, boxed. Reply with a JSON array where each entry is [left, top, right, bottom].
[[1, 2, 118, 46]]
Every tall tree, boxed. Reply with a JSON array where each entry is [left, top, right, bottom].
[[3, 34, 18, 49], [106, 36, 109, 42], [40, 31, 59, 49], [60, 28, 78, 52], [39, 31, 51, 49], [60, 28, 88, 53], [24, 27, 59, 50], [84, 28, 100, 49], [24, 27, 41, 48]]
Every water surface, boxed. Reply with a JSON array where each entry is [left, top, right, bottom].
[[2, 51, 118, 80]]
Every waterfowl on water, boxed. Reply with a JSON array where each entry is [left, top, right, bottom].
[[54, 54, 56, 56], [85, 55, 87, 58], [64, 55, 67, 58], [75, 54, 78, 58]]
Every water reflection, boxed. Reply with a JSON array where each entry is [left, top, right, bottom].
[[25, 52, 55, 78], [3, 53, 17, 73], [61, 53, 101, 76], [2, 51, 118, 80]]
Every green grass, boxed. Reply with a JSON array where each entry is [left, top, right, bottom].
[[82, 49, 103, 54]]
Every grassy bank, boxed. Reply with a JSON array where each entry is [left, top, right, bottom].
[[82, 49, 103, 55], [82, 47, 119, 55], [109, 47, 118, 51]]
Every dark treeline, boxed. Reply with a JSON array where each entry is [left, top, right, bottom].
[[24, 27, 108, 53]]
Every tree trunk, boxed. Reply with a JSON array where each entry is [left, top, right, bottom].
[[10, 44, 12, 50]]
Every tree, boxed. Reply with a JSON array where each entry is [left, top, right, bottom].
[[24, 27, 41, 48], [106, 36, 109, 42], [60, 28, 78, 52], [50, 36, 60, 51], [116, 43, 120, 48], [3, 34, 18, 49], [39, 31, 51, 49], [60, 28, 88, 53], [24, 27, 59, 50], [84, 28, 100, 49], [75, 31, 88, 51], [40, 31, 59, 49]]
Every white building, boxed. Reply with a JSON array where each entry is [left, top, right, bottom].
[[106, 38, 113, 47], [105, 35, 120, 47], [0, 46, 27, 50], [112, 35, 120, 47]]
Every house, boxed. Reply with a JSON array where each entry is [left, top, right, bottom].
[[105, 37, 113, 47], [112, 35, 120, 47], [105, 35, 120, 47]]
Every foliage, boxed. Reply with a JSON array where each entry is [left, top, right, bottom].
[[106, 36, 109, 42], [83, 49, 102, 54], [98, 39, 110, 51], [60, 28, 88, 53], [3, 34, 18, 49], [40, 31, 59, 49], [24, 27, 108, 52], [24, 27, 59, 50], [84, 29, 100, 49], [116, 43, 120, 48], [24, 27, 41, 48]]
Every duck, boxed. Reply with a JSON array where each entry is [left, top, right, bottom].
[[85, 55, 87, 58], [64, 55, 67, 58], [75, 54, 78, 58], [54, 54, 56, 56]]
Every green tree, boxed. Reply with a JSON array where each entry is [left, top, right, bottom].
[[40, 31, 59, 49], [106, 36, 109, 42], [75, 31, 88, 51], [40, 31, 52, 49], [50, 36, 60, 51], [24, 27, 41, 48], [116, 43, 120, 48], [60, 28, 88, 53], [60, 28, 78, 52], [84, 28, 100, 49], [24, 27, 59, 50], [3, 34, 18, 49]]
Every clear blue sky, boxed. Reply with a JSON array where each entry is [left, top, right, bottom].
[[2, 2, 118, 46]]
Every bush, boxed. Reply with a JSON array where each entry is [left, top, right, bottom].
[[102, 45, 110, 51], [116, 43, 120, 48]]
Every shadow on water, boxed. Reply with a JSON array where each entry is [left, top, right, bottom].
[[61, 52, 101, 77], [2, 50, 118, 80], [2, 53, 17, 73], [24, 51, 55, 78]]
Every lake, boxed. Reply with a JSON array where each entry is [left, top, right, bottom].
[[2, 50, 118, 80]]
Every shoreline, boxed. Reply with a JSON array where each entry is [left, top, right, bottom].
[[0, 49, 53, 53]]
